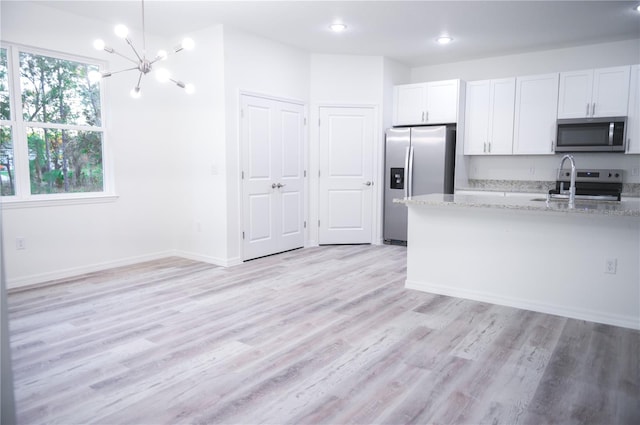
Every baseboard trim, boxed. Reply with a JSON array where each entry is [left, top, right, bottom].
[[8, 251, 176, 291], [405, 279, 640, 331], [7, 250, 244, 292], [174, 250, 241, 267]]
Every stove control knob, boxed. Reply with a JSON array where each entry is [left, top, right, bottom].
[[609, 173, 612, 177], [615, 173, 620, 178]]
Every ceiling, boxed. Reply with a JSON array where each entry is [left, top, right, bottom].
[[33, 0, 640, 67]]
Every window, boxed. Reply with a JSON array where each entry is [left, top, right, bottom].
[[0, 48, 14, 196], [0, 43, 109, 202]]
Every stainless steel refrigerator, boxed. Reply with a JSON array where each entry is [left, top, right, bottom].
[[383, 125, 456, 244]]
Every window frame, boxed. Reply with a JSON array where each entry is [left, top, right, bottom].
[[0, 41, 116, 208]]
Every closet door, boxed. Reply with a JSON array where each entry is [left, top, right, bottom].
[[241, 95, 305, 260], [277, 102, 305, 252], [318, 106, 375, 244]]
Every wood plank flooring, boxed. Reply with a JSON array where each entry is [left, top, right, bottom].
[[7, 245, 640, 424]]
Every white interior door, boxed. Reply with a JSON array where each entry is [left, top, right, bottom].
[[278, 103, 305, 252], [241, 95, 304, 260], [319, 106, 375, 244]]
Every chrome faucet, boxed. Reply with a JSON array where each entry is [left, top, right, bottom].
[[558, 154, 576, 206]]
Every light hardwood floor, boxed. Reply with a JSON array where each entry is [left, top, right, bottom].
[[8, 245, 640, 424]]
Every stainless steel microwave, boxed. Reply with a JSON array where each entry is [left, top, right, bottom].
[[556, 117, 626, 152]]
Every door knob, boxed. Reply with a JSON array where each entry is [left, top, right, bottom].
[[276, 183, 286, 188], [364, 181, 373, 186], [272, 183, 277, 189]]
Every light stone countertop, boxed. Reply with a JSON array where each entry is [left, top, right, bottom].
[[394, 193, 640, 217]]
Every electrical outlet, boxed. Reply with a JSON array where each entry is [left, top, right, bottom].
[[605, 258, 617, 274], [529, 166, 535, 175], [16, 237, 26, 250], [632, 167, 640, 177]]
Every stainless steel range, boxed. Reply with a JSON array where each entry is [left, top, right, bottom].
[[549, 168, 623, 201]]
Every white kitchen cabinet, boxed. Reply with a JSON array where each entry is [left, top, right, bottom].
[[425, 79, 460, 124], [393, 80, 460, 126], [393, 83, 427, 125], [557, 66, 630, 119], [627, 64, 640, 154], [513, 73, 559, 155], [464, 78, 515, 155]]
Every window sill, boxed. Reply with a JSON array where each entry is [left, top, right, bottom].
[[0, 193, 119, 209]]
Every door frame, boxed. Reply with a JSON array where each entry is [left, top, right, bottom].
[[312, 103, 382, 246], [238, 91, 309, 261]]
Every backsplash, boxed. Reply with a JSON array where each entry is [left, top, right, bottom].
[[464, 179, 640, 197], [465, 179, 555, 193], [467, 155, 640, 184], [623, 183, 640, 197]]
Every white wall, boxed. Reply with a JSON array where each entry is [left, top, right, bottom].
[[170, 25, 229, 265], [309, 54, 386, 244], [1, 2, 182, 287], [411, 39, 640, 184], [411, 39, 640, 82], [223, 27, 310, 261]]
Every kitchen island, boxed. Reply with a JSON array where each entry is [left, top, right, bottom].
[[396, 193, 640, 329]]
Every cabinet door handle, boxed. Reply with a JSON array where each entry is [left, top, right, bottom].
[[488, 142, 491, 153], [483, 142, 486, 153], [425, 111, 429, 122], [272, 183, 277, 189], [592, 102, 596, 116], [586, 103, 590, 116], [422, 111, 425, 122]]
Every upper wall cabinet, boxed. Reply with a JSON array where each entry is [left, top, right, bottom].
[[393, 80, 461, 126], [463, 78, 516, 155], [557, 66, 631, 119], [513, 73, 559, 155], [627, 65, 639, 154]]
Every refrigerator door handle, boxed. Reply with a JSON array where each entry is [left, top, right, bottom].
[[407, 146, 414, 197], [403, 146, 410, 198]]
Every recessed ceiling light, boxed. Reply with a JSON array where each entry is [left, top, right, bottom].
[[636, 4, 640, 12], [436, 35, 453, 45], [330, 23, 347, 32]]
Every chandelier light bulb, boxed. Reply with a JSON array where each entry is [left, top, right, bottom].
[[93, 39, 106, 50], [155, 68, 171, 83], [130, 87, 141, 98], [114, 24, 129, 39], [185, 83, 195, 94], [181, 37, 195, 51], [436, 35, 453, 45], [88, 70, 103, 84]]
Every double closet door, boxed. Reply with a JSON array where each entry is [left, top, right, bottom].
[[241, 95, 305, 261]]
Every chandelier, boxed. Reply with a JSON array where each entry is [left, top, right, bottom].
[[89, 0, 195, 98]]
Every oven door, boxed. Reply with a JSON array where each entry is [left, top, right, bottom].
[[556, 118, 626, 152]]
